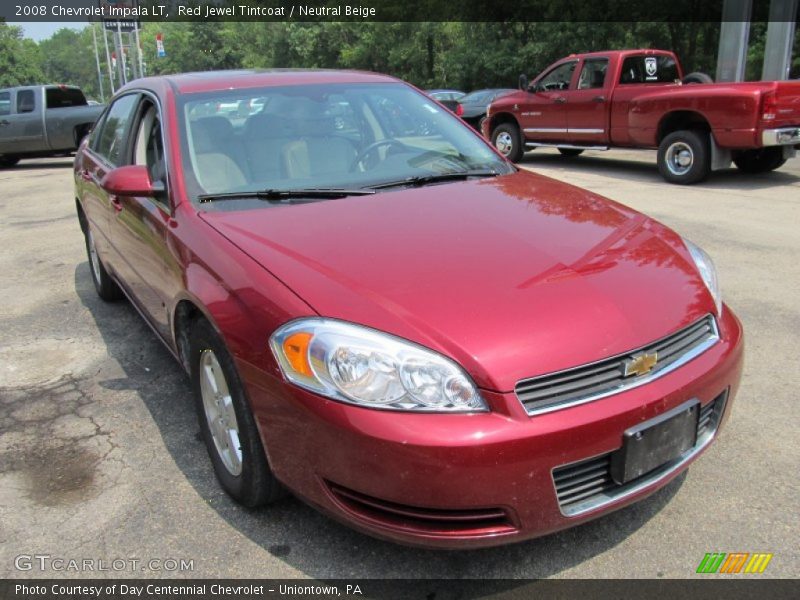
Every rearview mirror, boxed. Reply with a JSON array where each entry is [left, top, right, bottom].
[[518, 74, 528, 91], [101, 165, 165, 197]]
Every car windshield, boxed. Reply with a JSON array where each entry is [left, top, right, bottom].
[[178, 82, 512, 208]]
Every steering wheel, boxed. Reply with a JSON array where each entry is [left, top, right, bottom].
[[350, 139, 409, 172]]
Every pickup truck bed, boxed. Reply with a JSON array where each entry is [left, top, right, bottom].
[[484, 49, 800, 184]]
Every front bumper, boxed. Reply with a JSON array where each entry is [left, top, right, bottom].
[[761, 127, 800, 146], [242, 307, 743, 549]]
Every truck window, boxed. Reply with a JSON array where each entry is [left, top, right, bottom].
[[0, 92, 10, 116], [17, 90, 35, 114], [46, 87, 87, 109], [536, 61, 577, 92], [94, 94, 139, 167], [578, 59, 609, 89], [619, 55, 680, 84]]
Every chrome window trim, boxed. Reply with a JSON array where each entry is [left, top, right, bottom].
[[518, 316, 720, 417]]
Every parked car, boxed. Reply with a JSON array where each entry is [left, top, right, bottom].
[[0, 85, 104, 167], [456, 88, 516, 129], [484, 49, 800, 184], [426, 89, 465, 112], [75, 69, 743, 548]]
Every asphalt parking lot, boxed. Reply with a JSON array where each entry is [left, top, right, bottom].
[[0, 149, 798, 581]]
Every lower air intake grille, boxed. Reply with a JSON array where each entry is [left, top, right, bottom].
[[516, 315, 719, 415], [553, 390, 727, 516], [326, 482, 517, 537]]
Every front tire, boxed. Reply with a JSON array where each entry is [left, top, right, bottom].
[[189, 318, 284, 507], [491, 123, 523, 162], [84, 226, 123, 301], [657, 130, 710, 185], [733, 148, 786, 174], [0, 155, 20, 168], [558, 148, 584, 157]]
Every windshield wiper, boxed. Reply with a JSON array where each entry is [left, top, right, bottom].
[[198, 188, 376, 204], [368, 169, 501, 191]]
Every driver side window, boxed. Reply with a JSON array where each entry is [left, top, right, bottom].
[[537, 62, 577, 92], [133, 100, 167, 205]]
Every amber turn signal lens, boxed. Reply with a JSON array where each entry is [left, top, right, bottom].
[[283, 332, 314, 377]]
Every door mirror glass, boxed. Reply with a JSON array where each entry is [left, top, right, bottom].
[[101, 165, 165, 197], [518, 74, 528, 91]]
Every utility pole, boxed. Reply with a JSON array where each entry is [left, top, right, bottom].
[[133, 26, 145, 79], [114, 22, 127, 86], [91, 22, 105, 102], [101, 23, 115, 95]]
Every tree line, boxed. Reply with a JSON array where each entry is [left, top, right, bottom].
[[1, 21, 796, 101]]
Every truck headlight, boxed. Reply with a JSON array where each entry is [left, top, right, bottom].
[[270, 318, 487, 412], [683, 238, 722, 315]]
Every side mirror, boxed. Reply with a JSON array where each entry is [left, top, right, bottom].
[[101, 165, 165, 197], [518, 74, 528, 91]]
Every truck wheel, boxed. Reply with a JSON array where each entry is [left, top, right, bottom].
[[733, 148, 786, 174], [491, 123, 523, 162], [0, 156, 20, 168], [682, 72, 714, 85], [657, 130, 710, 185], [189, 317, 285, 507], [558, 148, 584, 157]]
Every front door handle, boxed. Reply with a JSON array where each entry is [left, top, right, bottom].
[[80, 169, 92, 182], [553, 97, 567, 104], [0, 120, 9, 126], [110, 196, 123, 213], [592, 95, 606, 103]]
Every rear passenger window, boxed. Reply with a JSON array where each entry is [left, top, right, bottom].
[[46, 87, 87, 108], [0, 92, 10, 116], [578, 59, 609, 89], [93, 94, 139, 166], [17, 90, 35, 113], [619, 55, 680, 84]]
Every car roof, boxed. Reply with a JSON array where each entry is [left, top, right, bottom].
[[461, 88, 515, 99], [563, 49, 676, 60], [125, 69, 401, 95]]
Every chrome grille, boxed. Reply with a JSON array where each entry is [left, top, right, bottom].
[[516, 315, 719, 415], [553, 390, 727, 516]]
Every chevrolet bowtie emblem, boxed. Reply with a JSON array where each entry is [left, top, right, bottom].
[[624, 352, 658, 377]]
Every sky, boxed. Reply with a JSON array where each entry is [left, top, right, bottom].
[[20, 22, 89, 42]]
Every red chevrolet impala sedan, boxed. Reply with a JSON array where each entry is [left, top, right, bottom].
[[74, 70, 743, 548]]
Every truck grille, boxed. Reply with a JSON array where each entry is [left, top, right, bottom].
[[515, 315, 719, 415], [553, 390, 727, 516]]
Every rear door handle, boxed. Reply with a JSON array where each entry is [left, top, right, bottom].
[[0, 120, 9, 126], [554, 97, 567, 104], [592, 95, 606, 103], [110, 196, 123, 213]]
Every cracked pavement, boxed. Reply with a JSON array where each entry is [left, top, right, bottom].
[[0, 153, 797, 582]]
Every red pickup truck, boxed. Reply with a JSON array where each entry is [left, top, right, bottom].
[[483, 49, 800, 184]]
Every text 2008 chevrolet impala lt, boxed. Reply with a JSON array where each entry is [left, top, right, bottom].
[[74, 70, 743, 548]]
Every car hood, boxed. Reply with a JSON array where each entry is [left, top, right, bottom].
[[200, 171, 715, 392]]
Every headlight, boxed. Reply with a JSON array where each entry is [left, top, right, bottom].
[[683, 238, 722, 315], [269, 319, 487, 412]]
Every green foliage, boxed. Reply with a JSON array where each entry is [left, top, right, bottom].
[[6, 21, 789, 97], [38, 27, 104, 100], [0, 24, 44, 87]]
